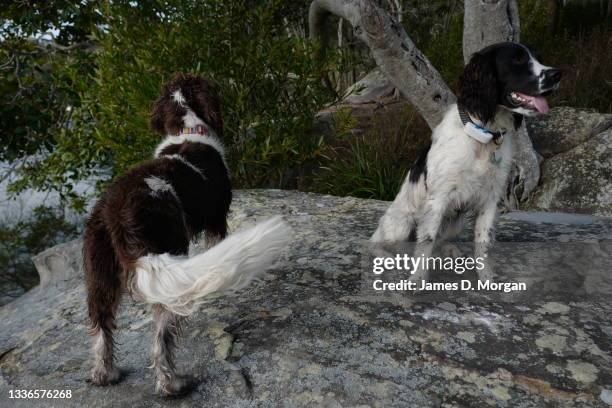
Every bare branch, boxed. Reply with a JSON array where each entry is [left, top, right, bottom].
[[0, 161, 19, 184], [309, 0, 455, 128], [35, 40, 96, 53]]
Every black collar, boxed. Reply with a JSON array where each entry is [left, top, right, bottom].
[[458, 105, 505, 145]]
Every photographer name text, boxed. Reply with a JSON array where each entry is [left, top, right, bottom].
[[372, 279, 526, 292]]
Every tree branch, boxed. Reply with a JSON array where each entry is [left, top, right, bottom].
[[35, 40, 97, 53], [309, 0, 455, 128]]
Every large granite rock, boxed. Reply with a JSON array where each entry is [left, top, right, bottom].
[[528, 128, 611, 217], [527, 107, 612, 158], [1, 190, 611, 407]]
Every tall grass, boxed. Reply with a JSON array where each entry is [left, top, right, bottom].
[[312, 105, 430, 200]]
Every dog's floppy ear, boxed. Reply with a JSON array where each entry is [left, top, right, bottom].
[[150, 94, 169, 135], [458, 52, 499, 125], [187, 77, 224, 137], [150, 81, 187, 135]]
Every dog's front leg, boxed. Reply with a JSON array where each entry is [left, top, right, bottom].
[[439, 213, 466, 258], [152, 305, 191, 396], [474, 199, 498, 281], [411, 197, 447, 283]]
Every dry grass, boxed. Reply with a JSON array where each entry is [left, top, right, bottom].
[[543, 26, 612, 113], [310, 104, 430, 200]]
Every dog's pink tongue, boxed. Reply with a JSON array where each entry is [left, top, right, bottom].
[[518, 92, 550, 114], [532, 95, 549, 114]]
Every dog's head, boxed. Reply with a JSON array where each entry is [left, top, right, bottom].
[[458, 42, 561, 125], [150, 73, 223, 136]]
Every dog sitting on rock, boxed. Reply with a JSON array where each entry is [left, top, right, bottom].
[[371, 42, 561, 282]]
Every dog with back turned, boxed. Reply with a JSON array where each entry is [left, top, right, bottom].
[[84, 73, 291, 396]]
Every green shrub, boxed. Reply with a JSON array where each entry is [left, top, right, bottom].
[[2, 0, 610, 210], [0, 1, 101, 164], [403, 0, 464, 89], [10, 0, 338, 203]]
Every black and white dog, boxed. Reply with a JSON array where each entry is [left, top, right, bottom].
[[84, 73, 291, 395], [371, 42, 561, 281]]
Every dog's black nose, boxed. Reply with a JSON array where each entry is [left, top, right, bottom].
[[546, 68, 562, 82]]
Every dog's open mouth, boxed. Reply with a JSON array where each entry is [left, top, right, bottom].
[[509, 92, 550, 114]]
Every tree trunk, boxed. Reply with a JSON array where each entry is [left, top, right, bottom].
[[463, 0, 540, 205], [463, 0, 520, 63], [309, 0, 455, 128]]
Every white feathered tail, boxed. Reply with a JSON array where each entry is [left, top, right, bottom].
[[132, 216, 292, 315]]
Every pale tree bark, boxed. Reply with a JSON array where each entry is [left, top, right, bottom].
[[309, 0, 456, 128], [463, 0, 540, 207], [463, 0, 520, 62]]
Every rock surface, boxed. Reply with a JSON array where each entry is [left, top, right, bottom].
[[529, 128, 611, 217], [1, 190, 611, 407], [527, 107, 612, 158], [525, 107, 612, 216]]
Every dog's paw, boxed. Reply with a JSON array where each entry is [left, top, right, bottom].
[[90, 365, 120, 386], [440, 243, 462, 258], [155, 374, 195, 397]]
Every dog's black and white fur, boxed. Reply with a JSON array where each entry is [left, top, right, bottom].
[[84, 73, 291, 395], [371, 42, 562, 281]]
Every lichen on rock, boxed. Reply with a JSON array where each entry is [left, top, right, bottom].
[[0, 190, 610, 407]]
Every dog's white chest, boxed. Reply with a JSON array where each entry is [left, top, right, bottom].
[[468, 140, 513, 202]]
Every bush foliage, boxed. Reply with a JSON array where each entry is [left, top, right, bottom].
[[3, 0, 337, 207]]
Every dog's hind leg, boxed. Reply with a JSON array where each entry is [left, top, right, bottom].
[[90, 317, 120, 386], [152, 305, 191, 396], [371, 175, 425, 243], [371, 208, 416, 243], [84, 213, 122, 386], [203, 220, 227, 249]]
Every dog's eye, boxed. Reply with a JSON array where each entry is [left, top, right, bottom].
[[512, 56, 528, 65]]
